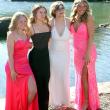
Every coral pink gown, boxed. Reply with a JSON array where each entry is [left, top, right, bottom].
[[70, 23, 100, 110], [5, 39, 39, 110]]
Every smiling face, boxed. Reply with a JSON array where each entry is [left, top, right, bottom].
[[17, 15, 27, 31], [35, 7, 47, 22], [71, 0, 91, 23], [76, 1, 88, 16]]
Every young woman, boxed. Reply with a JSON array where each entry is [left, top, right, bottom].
[[5, 12, 39, 110], [28, 4, 51, 110], [70, 0, 100, 110], [49, 1, 71, 108]]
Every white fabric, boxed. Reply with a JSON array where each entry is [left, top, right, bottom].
[[49, 18, 70, 107]]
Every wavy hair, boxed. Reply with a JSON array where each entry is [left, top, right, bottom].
[[9, 12, 28, 31], [71, 0, 92, 23], [30, 4, 50, 27]]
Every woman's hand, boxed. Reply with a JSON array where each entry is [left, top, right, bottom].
[[11, 70, 17, 80]]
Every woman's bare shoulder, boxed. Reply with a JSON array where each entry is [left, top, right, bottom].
[[7, 31, 15, 38], [49, 18, 54, 26], [28, 23, 35, 35], [87, 14, 94, 22], [65, 17, 71, 27], [7, 31, 15, 42], [65, 17, 71, 21]]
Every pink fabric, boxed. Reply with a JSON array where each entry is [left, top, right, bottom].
[[5, 39, 39, 110], [70, 23, 100, 110]]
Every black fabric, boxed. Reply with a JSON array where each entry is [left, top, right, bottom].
[[31, 32, 51, 50], [29, 32, 51, 110]]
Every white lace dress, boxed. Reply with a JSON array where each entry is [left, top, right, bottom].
[[49, 19, 71, 107]]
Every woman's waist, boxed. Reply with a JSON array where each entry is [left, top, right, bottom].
[[31, 46, 49, 53], [32, 45, 48, 50], [51, 41, 69, 48], [29, 47, 49, 56], [13, 51, 28, 58], [74, 42, 95, 49], [74, 45, 87, 51], [13, 56, 28, 63], [74, 43, 96, 54], [5, 62, 32, 75], [49, 46, 69, 52], [6, 59, 29, 67]]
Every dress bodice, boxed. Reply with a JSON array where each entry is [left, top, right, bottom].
[[70, 22, 88, 50], [50, 19, 70, 52], [12, 39, 32, 74], [14, 39, 31, 61], [31, 32, 51, 49], [51, 19, 70, 40]]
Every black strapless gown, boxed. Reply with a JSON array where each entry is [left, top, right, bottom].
[[29, 32, 51, 110]]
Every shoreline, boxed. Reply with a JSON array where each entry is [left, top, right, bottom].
[[0, 81, 110, 110], [70, 81, 110, 99], [69, 81, 110, 109]]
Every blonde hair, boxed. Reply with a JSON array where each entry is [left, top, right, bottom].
[[50, 1, 64, 18], [30, 4, 50, 27], [71, 0, 92, 23], [9, 12, 28, 31]]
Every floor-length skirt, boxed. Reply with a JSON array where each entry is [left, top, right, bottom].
[[29, 47, 50, 110], [49, 50, 70, 107], [5, 62, 39, 110], [74, 44, 100, 110]]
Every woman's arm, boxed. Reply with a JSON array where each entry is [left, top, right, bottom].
[[85, 15, 95, 64], [65, 17, 71, 28], [7, 31, 17, 80], [87, 15, 95, 53], [65, 17, 73, 40], [49, 18, 54, 27], [28, 23, 34, 48], [24, 26, 32, 38], [48, 18, 53, 50], [28, 23, 33, 36]]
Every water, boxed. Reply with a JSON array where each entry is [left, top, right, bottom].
[[0, 1, 110, 25], [0, 42, 7, 98], [0, 1, 110, 98]]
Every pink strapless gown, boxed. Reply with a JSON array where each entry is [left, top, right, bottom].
[[70, 23, 100, 110], [5, 39, 39, 110]]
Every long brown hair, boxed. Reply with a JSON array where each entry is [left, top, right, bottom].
[[71, 0, 92, 24], [30, 4, 50, 28]]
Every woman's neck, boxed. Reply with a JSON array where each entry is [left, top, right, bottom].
[[16, 29, 24, 34], [75, 14, 81, 22], [55, 16, 65, 22], [35, 20, 44, 25], [16, 29, 25, 36]]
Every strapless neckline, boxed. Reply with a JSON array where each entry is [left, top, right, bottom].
[[31, 31, 51, 37], [14, 38, 28, 43]]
